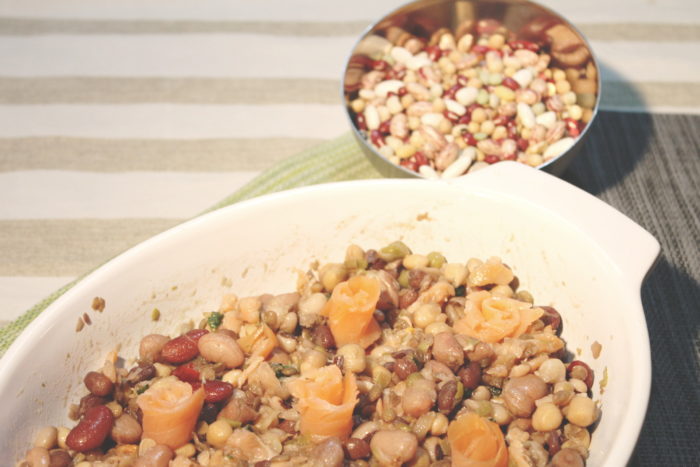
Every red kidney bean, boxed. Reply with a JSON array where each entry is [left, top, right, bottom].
[[425, 45, 442, 61], [444, 110, 460, 123], [565, 118, 582, 137], [517, 137, 530, 151], [458, 114, 471, 125], [444, 84, 461, 100], [84, 371, 114, 397], [471, 44, 491, 56], [458, 361, 482, 390], [370, 130, 385, 148], [400, 158, 418, 172], [199, 402, 219, 424], [203, 380, 234, 403], [378, 120, 391, 134], [414, 151, 428, 167], [501, 76, 520, 90], [484, 155, 500, 164], [160, 329, 208, 364], [372, 60, 390, 72], [503, 153, 517, 161], [567, 361, 594, 389], [66, 405, 114, 452], [539, 305, 562, 334], [172, 363, 201, 383], [78, 394, 108, 418], [463, 133, 477, 146], [456, 75, 469, 87]]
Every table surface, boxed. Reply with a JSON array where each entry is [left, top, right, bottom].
[[0, 1, 698, 465]]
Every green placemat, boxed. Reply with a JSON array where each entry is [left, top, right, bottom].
[[0, 132, 380, 356]]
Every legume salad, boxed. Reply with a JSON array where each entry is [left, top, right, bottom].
[[346, 19, 598, 178], [20, 242, 599, 467]]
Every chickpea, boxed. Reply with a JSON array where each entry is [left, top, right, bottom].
[[320, 263, 348, 292], [33, 426, 57, 450], [403, 254, 429, 270], [206, 420, 233, 449], [336, 344, 366, 374], [537, 358, 566, 383], [24, 447, 50, 467], [443, 263, 468, 287], [430, 413, 449, 436], [56, 427, 69, 450], [174, 443, 196, 458], [424, 322, 452, 335], [532, 402, 563, 432], [413, 303, 442, 329], [370, 430, 418, 466], [564, 395, 598, 427], [300, 348, 327, 374]]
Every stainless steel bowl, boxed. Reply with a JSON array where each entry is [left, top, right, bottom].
[[341, 0, 601, 178]]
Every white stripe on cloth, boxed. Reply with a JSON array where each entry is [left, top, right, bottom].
[[0, 171, 259, 219], [0, 104, 348, 138]]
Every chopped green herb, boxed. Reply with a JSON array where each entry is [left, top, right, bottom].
[[455, 285, 466, 297], [488, 386, 502, 396], [207, 311, 224, 330], [136, 384, 149, 395], [151, 308, 160, 321], [271, 363, 298, 378]]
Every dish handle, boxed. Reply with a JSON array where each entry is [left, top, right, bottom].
[[450, 162, 661, 288]]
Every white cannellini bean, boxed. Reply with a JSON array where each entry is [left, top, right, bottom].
[[390, 46, 413, 64], [419, 164, 439, 179], [375, 79, 405, 98], [457, 33, 474, 52], [441, 154, 473, 178], [535, 111, 557, 129], [512, 68, 534, 88], [455, 86, 479, 106], [407, 53, 431, 70], [386, 95, 403, 114], [517, 102, 536, 129], [421, 112, 444, 128], [364, 105, 380, 130], [444, 98, 466, 116], [543, 137, 575, 160]]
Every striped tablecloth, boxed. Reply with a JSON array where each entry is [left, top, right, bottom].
[[0, 1, 699, 465]]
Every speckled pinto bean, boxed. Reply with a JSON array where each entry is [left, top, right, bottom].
[[65, 405, 114, 452]]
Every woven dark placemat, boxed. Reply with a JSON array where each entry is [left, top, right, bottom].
[[563, 111, 700, 466]]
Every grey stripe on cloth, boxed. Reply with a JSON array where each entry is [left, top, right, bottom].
[[1, 77, 699, 110], [0, 77, 341, 105], [0, 17, 697, 41], [0, 218, 182, 276], [561, 111, 700, 466], [0, 137, 323, 172]]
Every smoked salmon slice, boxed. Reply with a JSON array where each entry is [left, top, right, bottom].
[[287, 365, 358, 441], [448, 412, 508, 467], [454, 291, 543, 343], [322, 275, 381, 348], [137, 376, 205, 449]]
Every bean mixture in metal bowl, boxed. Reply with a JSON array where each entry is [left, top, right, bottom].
[[20, 242, 599, 467], [346, 20, 598, 178]]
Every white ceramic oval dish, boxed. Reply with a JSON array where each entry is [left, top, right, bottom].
[[0, 162, 658, 465]]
